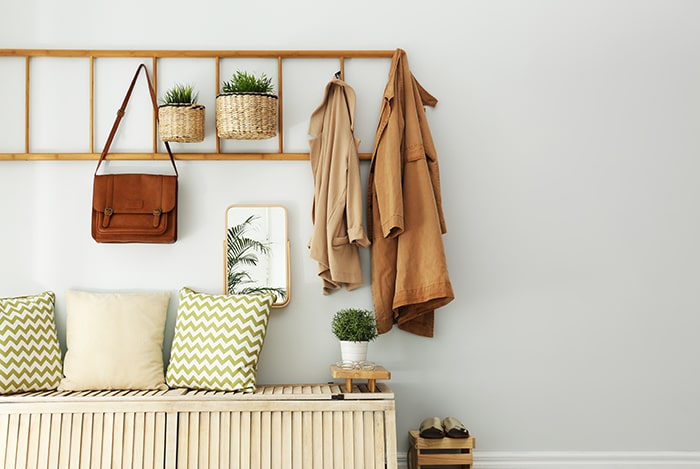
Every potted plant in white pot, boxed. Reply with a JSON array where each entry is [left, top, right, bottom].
[[331, 308, 378, 363], [158, 83, 205, 143], [216, 70, 278, 140]]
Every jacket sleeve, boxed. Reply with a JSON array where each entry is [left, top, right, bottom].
[[346, 135, 371, 247], [374, 98, 405, 240]]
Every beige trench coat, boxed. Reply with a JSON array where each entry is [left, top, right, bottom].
[[368, 49, 454, 337], [308, 79, 370, 294]]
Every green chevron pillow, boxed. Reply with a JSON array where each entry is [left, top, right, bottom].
[[166, 287, 274, 393], [0, 291, 63, 394]]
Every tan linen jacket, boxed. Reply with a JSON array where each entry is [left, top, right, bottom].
[[368, 49, 454, 337], [308, 79, 370, 294]]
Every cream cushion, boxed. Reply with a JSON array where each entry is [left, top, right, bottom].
[[58, 290, 170, 391]]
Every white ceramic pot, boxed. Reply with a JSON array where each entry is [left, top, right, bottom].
[[339, 340, 369, 363]]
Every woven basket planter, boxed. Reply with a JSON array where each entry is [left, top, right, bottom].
[[158, 104, 206, 143], [216, 92, 278, 140]]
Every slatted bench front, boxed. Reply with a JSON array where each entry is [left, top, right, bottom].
[[0, 383, 397, 469]]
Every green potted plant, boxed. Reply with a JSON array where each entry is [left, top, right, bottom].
[[331, 308, 378, 363], [158, 83, 205, 143], [216, 70, 278, 140]]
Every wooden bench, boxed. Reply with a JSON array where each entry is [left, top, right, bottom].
[[0, 383, 397, 469]]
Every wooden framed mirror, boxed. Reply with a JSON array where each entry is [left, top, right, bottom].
[[224, 204, 290, 308]]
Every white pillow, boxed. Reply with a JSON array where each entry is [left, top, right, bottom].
[[58, 290, 170, 391]]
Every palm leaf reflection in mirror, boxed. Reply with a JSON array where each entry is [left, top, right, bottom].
[[226, 214, 287, 302]]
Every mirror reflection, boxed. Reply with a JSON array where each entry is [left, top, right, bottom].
[[225, 204, 290, 308]]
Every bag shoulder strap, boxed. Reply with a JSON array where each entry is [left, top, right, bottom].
[[95, 63, 178, 176]]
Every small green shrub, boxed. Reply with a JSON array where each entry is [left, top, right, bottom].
[[221, 70, 275, 94], [160, 83, 199, 105], [331, 308, 378, 342]]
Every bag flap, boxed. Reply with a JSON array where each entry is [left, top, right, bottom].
[[93, 174, 177, 213]]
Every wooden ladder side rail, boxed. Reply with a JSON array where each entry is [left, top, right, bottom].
[[0, 49, 395, 161]]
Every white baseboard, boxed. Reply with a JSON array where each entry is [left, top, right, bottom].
[[397, 451, 700, 468]]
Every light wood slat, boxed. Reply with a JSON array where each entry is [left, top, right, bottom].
[[219, 411, 230, 469], [264, 411, 274, 469], [333, 411, 344, 468], [281, 411, 292, 469], [77, 413, 92, 469], [0, 414, 8, 469], [89, 414, 103, 469], [277, 56, 284, 154], [0, 152, 334, 161], [89, 56, 94, 154], [209, 412, 220, 469], [154, 413, 168, 469], [198, 412, 209, 469], [363, 411, 376, 469], [15, 414, 30, 469], [57, 413, 72, 469], [163, 412, 179, 469], [373, 411, 386, 469], [37, 414, 51, 469], [5, 414, 19, 469], [24, 56, 30, 154], [26, 413, 41, 469], [111, 413, 124, 469], [47, 414, 62, 468], [343, 411, 355, 469], [214, 56, 221, 154], [100, 413, 113, 469], [383, 406, 398, 469], [1, 49, 395, 59], [353, 411, 365, 469], [417, 452, 473, 466], [187, 412, 199, 469], [250, 411, 261, 469], [0, 384, 394, 404], [239, 412, 251, 469], [312, 411, 323, 469], [142, 413, 155, 469], [151, 56, 158, 154], [230, 411, 242, 469], [122, 412, 135, 469], [133, 412, 146, 469], [2, 398, 396, 416], [176, 413, 189, 469], [292, 411, 302, 469], [322, 411, 333, 469]]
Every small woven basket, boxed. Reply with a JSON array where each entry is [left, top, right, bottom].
[[216, 92, 278, 140], [158, 104, 206, 143]]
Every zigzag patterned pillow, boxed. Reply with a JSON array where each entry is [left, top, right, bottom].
[[166, 287, 274, 393], [0, 291, 63, 394]]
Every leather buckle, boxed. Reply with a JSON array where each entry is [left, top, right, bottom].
[[153, 208, 162, 227], [102, 207, 113, 228]]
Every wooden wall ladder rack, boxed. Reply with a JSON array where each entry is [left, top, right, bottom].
[[0, 49, 395, 161]]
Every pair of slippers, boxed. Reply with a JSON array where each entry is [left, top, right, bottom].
[[419, 417, 470, 439]]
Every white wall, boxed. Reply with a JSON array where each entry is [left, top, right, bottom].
[[2, 0, 700, 459]]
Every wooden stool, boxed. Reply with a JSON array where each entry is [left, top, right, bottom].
[[330, 364, 391, 392], [408, 430, 475, 469]]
